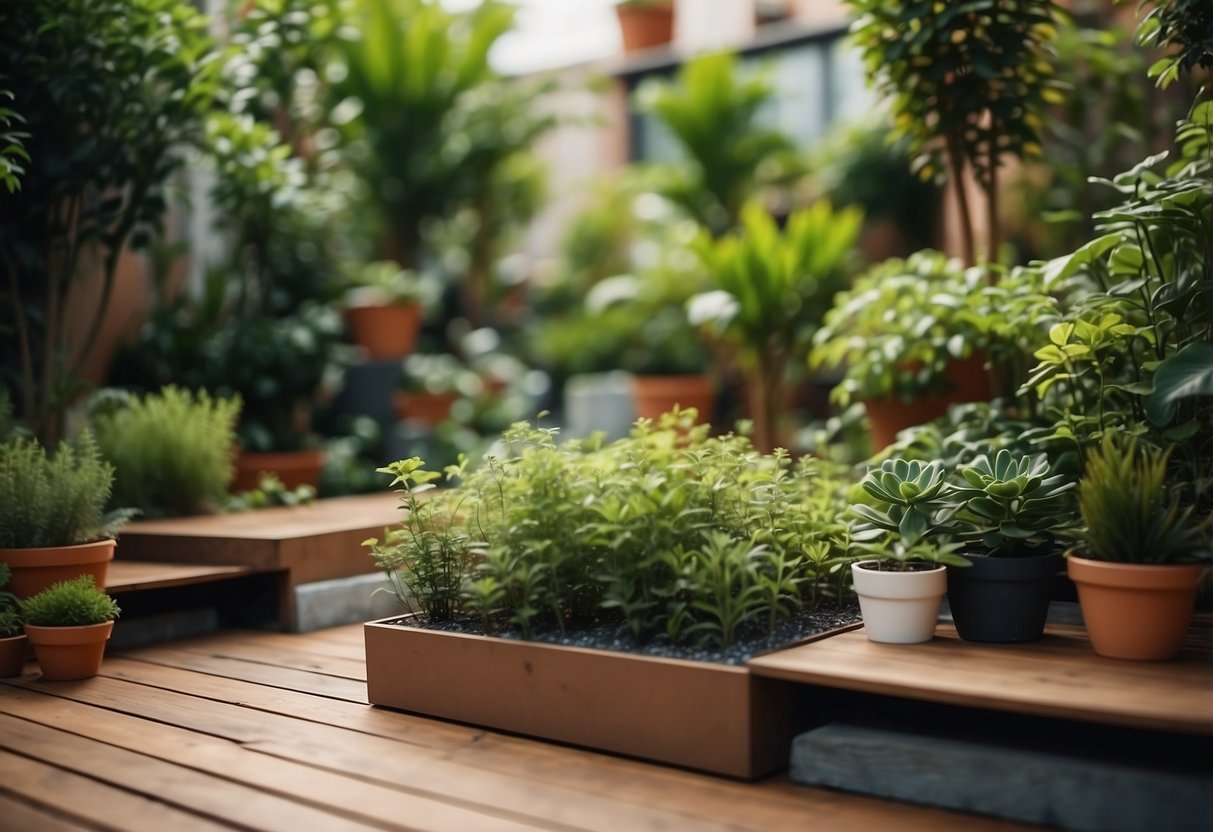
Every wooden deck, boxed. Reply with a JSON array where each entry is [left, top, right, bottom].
[[0, 625, 1034, 832]]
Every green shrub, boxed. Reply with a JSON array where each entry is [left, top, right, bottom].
[[93, 387, 240, 517], [368, 411, 855, 648], [0, 432, 129, 548], [0, 563, 21, 637], [21, 575, 120, 627]]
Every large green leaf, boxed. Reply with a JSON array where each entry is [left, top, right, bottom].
[[1146, 342, 1213, 425]]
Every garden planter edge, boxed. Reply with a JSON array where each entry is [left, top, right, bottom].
[[364, 615, 858, 778]]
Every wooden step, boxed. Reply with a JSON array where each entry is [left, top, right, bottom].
[[748, 620, 1213, 736], [106, 560, 257, 594]]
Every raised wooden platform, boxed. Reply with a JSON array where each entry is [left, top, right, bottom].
[[0, 625, 1031, 832], [749, 621, 1213, 736], [116, 492, 402, 629], [106, 560, 257, 594]]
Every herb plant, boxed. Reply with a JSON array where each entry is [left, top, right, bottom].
[[21, 575, 120, 627], [0, 564, 22, 638], [370, 411, 853, 648], [1078, 436, 1211, 564], [0, 432, 132, 549], [92, 387, 240, 517]]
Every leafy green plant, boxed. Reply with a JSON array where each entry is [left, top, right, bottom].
[[848, 0, 1063, 265], [21, 575, 120, 627], [0, 563, 22, 637], [225, 474, 317, 512], [635, 51, 804, 236], [1078, 436, 1211, 563], [851, 459, 955, 549], [691, 201, 862, 451], [346, 261, 428, 306], [0, 432, 132, 549], [92, 387, 240, 518], [0, 0, 222, 443], [370, 411, 854, 648], [1133, 0, 1213, 87], [811, 251, 993, 406]]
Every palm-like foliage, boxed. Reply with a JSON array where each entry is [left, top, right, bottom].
[[636, 51, 803, 236]]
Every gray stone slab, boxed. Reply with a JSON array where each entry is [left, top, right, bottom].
[[790, 722, 1213, 832], [292, 572, 404, 632]]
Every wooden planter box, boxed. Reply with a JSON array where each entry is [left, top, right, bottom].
[[365, 616, 854, 778]]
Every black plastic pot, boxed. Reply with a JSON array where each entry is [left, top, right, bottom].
[[947, 551, 1064, 643]]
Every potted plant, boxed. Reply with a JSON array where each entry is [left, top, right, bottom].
[[91, 386, 241, 518], [0, 563, 26, 678], [1069, 436, 1211, 661], [691, 201, 862, 452], [946, 450, 1076, 643], [0, 433, 132, 598], [21, 575, 121, 681], [615, 0, 675, 54], [811, 251, 995, 450], [849, 459, 970, 644], [344, 261, 428, 360], [394, 353, 480, 428]]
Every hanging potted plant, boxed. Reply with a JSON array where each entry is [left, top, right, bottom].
[[21, 575, 121, 681], [947, 450, 1076, 643], [848, 459, 970, 644], [0, 564, 26, 678], [1069, 436, 1211, 661], [0, 433, 133, 599], [344, 261, 428, 360]]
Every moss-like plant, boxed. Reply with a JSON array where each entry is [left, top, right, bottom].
[[1078, 436, 1211, 564], [0, 564, 22, 637], [0, 432, 131, 549], [21, 575, 120, 627], [369, 410, 854, 648], [92, 387, 240, 517]]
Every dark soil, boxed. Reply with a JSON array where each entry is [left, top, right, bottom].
[[383, 604, 862, 666]]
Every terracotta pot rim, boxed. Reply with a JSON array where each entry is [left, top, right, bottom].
[[1068, 556, 1207, 590], [0, 539, 116, 568], [235, 448, 326, 467], [24, 620, 114, 646]]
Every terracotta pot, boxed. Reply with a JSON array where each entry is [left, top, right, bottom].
[[394, 391, 458, 427], [1, 539, 115, 599], [0, 633, 28, 678], [947, 551, 1063, 643], [632, 374, 714, 423], [24, 620, 114, 681], [231, 449, 326, 493], [345, 302, 422, 360], [615, 2, 674, 53], [1067, 556, 1206, 661], [851, 560, 946, 644], [862, 353, 991, 450]]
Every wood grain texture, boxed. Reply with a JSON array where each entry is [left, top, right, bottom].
[[748, 624, 1213, 735], [106, 561, 256, 593], [0, 625, 1031, 832]]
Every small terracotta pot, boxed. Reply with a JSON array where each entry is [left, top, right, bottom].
[[616, 2, 674, 53], [863, 353, 991, 450], [0, 634, 29, 678], [1, 539, 115, 599], [632, 374, 714, 423], [231, 449, 326, 493], [851, 560, 946, 644], [1068, 556, 1206, 661], [346, 302, 423, 360], [24, 620, 114, 681], [394, 391, 459, 427]]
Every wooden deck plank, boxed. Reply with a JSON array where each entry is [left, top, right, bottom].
[[148, 634, 368, 680], [96, 647, 1028, 832], [0, 688, 553, 832], [105, 560, 256, 593], [0, 791, 98, 832], [748, 624, 1213, 735], [0, 626, 1039, 832], [0, 713, 380, 832], [0, 748, 235, 832]]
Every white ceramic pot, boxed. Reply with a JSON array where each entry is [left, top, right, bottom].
[[851, 559, 946, 644]]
